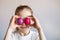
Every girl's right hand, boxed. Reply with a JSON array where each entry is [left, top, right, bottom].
[[8, 15, 20, 29]]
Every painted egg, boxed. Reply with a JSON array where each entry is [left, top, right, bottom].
[[17, 18, 23, 25], [25, 17, 30, 25]]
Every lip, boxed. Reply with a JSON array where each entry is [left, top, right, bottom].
[[20, 27, 28, 29]]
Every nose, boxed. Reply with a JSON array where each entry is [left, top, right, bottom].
[[21, 23, 26, 28]]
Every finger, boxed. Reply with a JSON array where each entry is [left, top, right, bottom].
[[10, 15, 20, 25], [31, 15, 36, 23], [31, 15, 39, 25], [15, 24, 21, 27], [12, 15, 20, 22], [30, 18, 34, 25], [9, 16, 13, 26], [33, 15, 41, 26], [32, 15, 39, 22], [32, 15, 37, 20], [29, 16, 36, 26]]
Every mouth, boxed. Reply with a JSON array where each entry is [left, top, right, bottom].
[[20, 26, 28, 29]]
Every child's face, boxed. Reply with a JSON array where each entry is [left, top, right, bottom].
[[17, 8, 33, 31]]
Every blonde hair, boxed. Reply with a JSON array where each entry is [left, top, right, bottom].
[[15, 5, 33, 15]]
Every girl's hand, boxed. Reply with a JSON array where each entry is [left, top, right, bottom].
[[8, 15, 20, 29], [31, 15, 41, 30]]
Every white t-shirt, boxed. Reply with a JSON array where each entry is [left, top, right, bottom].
[[7, 30, 39, 40]]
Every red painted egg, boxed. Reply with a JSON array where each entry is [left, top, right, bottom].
[[25, 17, 30, 25]]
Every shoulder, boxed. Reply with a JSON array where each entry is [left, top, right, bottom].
[[30, 30, 38, 37], [30, 30, 39, 40]]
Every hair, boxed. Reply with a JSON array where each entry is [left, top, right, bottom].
[[15, 5, 33, 15]]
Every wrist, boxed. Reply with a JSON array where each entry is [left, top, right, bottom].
[[36, 26, 41, 32], [8, 26, 16, 32]]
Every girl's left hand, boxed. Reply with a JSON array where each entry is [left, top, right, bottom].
[[31, 15, 41, 30]]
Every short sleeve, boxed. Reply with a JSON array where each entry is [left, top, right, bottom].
[[31, 31, 39, 40]]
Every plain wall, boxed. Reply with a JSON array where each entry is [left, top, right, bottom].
[[0, 0, 60, 40]]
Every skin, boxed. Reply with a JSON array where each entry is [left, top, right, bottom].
[[4, 8, 46, 40]]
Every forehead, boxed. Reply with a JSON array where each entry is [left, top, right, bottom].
[[18, 9, 32, 18]]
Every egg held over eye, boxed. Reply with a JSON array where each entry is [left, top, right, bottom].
[[24, 17, 30, 25], [17, 18, 23, 25]]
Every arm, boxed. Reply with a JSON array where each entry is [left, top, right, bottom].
[[4, 15, 20, 40], [4, 26, 14, 40], [37, 26, 46, 40], [32, 15, 46, 40]]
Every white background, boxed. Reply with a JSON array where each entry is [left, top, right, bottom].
[[0, 0, 60, 40]]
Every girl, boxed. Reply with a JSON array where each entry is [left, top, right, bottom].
[[4, 5, 46, 40]]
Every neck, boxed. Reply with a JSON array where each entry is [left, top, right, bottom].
[[18, 29, 30, 36]]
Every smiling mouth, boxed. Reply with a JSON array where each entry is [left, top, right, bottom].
[[20, 27, 28, 29]]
